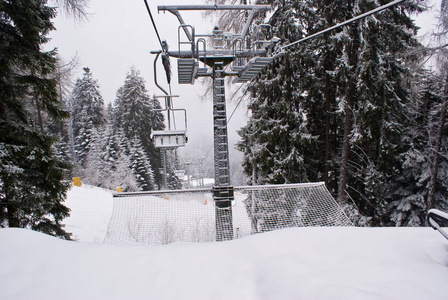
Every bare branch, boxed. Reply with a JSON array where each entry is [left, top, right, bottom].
[[51, 0, 90, 21]]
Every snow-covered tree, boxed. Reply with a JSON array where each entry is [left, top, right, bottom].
[[114, 67, 154, 140], [0, 0, 83, 238], [80, 126, 107, 187], [238, 0, 319, 186], [338, 0, 422, 224], [239, 0, 424, 225], [70, 67, 106, 168], [92, 127, 138, 192], [164, 149, 182, 190], [113, 67, 165, 188], [130, 137, 155, 191], [424, 0, 448, 214]]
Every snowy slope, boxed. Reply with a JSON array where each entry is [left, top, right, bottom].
[[1, 185, 448, 300], [64, 185, 114, 242]]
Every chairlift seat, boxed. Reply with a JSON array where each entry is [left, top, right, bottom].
[[232, 65, 244, 72], [178, 59, 198, 84], [233, 57, 274, 83], [152, 130, 188, 148]]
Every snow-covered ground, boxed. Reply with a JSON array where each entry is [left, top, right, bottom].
[[1, 185, 448, 300]]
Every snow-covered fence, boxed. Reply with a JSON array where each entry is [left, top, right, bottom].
[[104, 182, 352, 244]]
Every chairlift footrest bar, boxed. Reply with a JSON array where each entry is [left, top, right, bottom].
[[233, 56, 274, 83], [178, 59, 198, 84]]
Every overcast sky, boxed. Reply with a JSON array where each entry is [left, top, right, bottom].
[[47, 0, 442, 160], [48, 0, 248, 160]]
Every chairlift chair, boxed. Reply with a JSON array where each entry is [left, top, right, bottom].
[[152, 130, 188, 148], [151, 95, 188, 149]]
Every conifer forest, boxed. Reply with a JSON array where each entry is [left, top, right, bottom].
[[1, 0, 448, 238]]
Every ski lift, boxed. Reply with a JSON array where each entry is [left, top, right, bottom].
[[177, 25, 198, 84], [152, 130, 188, 148], [151, 95, 188, 149]]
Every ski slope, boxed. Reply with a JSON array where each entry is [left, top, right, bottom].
[[1, 185, 448, 300]]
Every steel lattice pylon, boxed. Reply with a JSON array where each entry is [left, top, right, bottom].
[[212, 62, 233, 241], [152, 4, 271, 241]]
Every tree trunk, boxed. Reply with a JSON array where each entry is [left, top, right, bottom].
[[324, 67, 335, 187], [324, 99, 330, 186], [7, 204, 20, 227], [338, 102, 353, 203], [35, 95, 44, 132], [337, 24, 360, 204], [427, 72, 448, 210], [3, 180, 20, 227], [0, 100, 19, 227], [0, 103, 6, 118]]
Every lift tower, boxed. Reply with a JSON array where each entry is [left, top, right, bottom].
[[156, 4, 272, 241]]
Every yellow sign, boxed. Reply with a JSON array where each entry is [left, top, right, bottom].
[[72, 177, 81, 187]]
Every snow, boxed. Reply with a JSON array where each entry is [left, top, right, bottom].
[[1, 185, 448, 300], [63, 185, 114, 242]]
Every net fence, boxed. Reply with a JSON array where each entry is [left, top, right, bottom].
[[104, 182, 352, 244]]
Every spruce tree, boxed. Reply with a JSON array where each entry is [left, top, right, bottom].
[[80, 126, 106, 187], [165, 149, 182, 190], [239, 0, 424, 225], [339, 0, 422, 224], [130, 137, 156, 191], [70, 67, 106, 168], [238, 0, 318, 185], [0, 0, 75, 238], [101, 128, 138, 192], [425, 0, 448, 214], [389, 70, 435, 226], [114, 67, 165, 189]]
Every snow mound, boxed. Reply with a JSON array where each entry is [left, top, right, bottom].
[[1, 226, 448, 300], [2, 185, 448, 299], [64, 185, 114, 242]]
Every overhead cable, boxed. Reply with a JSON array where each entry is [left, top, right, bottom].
[[281, 0, 407, 50], [143, 0, 164, 50]]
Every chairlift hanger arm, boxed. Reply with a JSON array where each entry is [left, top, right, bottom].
[[241, 9, 257, 38], [170, 10, 194, 42], [153, 52, 169, 95]]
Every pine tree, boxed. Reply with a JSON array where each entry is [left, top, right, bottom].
[[114, 67, 165, 189], [165, 149, 182, 190], [80, 126, 106, 187], [70, 67, 106, 168], [426, 0, 448, 214], [0, 0, 76, 238], [103, 128, 138, 192], [238, 0, 424, 225], [389, 63, 448, 226], [238, 0, 319, 185], [341, 0, 422, 224], [129, 137, 155, 191]]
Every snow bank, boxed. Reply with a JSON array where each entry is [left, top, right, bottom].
[[1, 226, 447, 300], [1, 185, 448, 300], [64, 185, 114, 242]]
